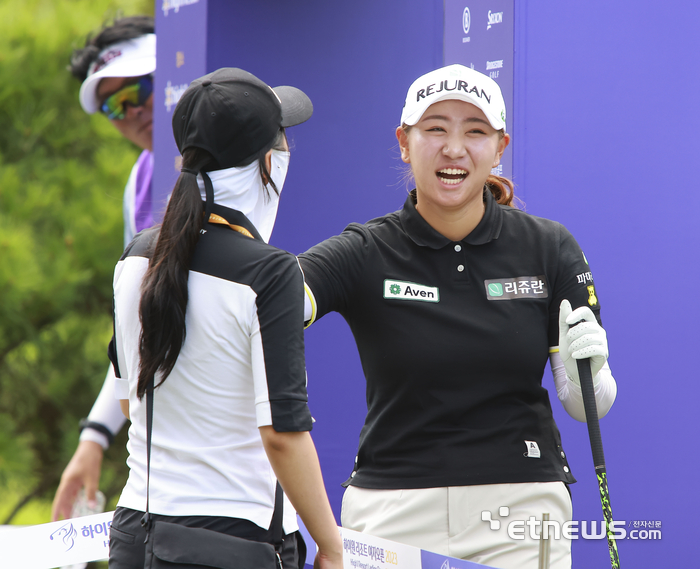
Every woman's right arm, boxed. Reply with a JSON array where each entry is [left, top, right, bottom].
[[299, 224, 370, 327], [259, 427, 343, 569], [51, 366, 125, 521]]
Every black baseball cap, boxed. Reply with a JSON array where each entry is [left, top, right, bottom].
[[172, 68, 313, 170]]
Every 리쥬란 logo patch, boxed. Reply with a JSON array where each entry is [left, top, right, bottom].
[[484, 276, 549, 300]]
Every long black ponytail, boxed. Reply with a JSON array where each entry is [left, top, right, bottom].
[[136, 148, 215, 398], [135, 130, 287, 398]]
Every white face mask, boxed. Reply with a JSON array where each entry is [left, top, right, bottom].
[[267, 149, 290, 195], [196, 149, 291, 244]]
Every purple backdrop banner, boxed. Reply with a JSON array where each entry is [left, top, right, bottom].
[[444, 0, 514, 180], [152, 0, 208, 221]]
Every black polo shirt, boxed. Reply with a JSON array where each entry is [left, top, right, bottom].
[[299, 189, 602, 489]]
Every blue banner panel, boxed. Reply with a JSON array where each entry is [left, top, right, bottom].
[[443, 0, 514, 180], [152, 0, 209, 222]]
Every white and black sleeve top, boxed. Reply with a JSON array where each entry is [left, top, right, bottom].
[[109, 203, 311, 532]]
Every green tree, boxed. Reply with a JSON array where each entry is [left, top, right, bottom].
[[0, 0, 153, 525]]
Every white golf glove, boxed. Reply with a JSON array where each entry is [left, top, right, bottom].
[[558, 299, 608, 386]]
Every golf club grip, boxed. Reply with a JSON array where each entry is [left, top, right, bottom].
[[577, 358, 606, 470]]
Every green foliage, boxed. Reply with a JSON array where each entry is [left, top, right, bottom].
[[0, 0, 152, 524]]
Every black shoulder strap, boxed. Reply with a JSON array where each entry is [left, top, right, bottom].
[[141, 376, 155, 541], [271, 481, 284, 546]]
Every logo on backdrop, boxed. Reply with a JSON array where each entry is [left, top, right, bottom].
[[50, 522, 78, 552], [462, 7, 471, 34], [164, 80, 190, 112], [162, 0, 200, 17], [486, 59, 503, 80], [487, 10, 503, 30]]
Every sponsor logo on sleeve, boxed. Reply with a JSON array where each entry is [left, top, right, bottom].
[[485, 276, 548, 300], [587, 285, 598, 306], [576, 271, 593, 284], [384, 280, 439, 303]]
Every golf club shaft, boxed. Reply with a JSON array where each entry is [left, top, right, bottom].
[[577, 358, 620, 569]]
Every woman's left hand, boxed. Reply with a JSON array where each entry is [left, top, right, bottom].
[[558, 299, 608, 384]]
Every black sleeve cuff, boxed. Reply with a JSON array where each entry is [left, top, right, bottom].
[[270, 400, 314, 432], [79, 419, 115, 446]]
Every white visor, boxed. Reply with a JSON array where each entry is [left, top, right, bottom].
[[79, 34, 156, 114]]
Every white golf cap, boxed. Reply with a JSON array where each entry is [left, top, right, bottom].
[[400, 64, 506, 131], [79, 33, 156, 114]]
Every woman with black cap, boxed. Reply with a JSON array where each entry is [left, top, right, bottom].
[[107, 68, 343, 569]]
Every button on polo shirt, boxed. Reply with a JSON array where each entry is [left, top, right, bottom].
[[300, 190, 600, 490]]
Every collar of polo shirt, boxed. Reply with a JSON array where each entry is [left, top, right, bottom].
[[400, 188, 504, 248]]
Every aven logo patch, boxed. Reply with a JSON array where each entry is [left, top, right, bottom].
[[384, 280, 439, 303]]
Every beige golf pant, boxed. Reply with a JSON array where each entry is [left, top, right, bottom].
[[341, 482, 572, 569]]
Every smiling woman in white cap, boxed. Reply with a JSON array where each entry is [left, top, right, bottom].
[[106, 68, 342, 569], [298, 64, 618, 569]]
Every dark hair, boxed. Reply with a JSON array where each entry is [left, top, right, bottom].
[[136, 130, 286, 398], [247, 128, 287, 198], [70, 16, 155, 81], [484, 175, 515, 207], [400, 125, 517, 208]]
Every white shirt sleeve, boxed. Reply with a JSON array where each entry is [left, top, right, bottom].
[[78, 365, 128, 449], [550, 350, 617, 422]]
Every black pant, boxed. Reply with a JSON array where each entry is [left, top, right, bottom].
[[109, 506, 305, 569]]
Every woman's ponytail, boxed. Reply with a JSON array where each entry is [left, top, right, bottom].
[[485, 174, 516, 207], [136, 148, 214, 398]]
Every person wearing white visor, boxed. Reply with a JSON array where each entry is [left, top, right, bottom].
[[297, 64, 617, 569], [52, 16, 156, 523]]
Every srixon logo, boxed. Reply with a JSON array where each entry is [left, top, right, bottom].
[[487, 10, 503, 30]]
